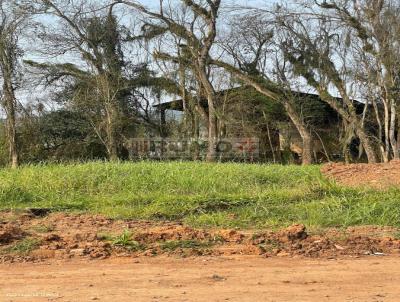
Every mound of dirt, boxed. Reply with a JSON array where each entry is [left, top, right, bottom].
[[0, 224, 24, 243], [0, 211, 400, 263], [321, 160, 400, 189]]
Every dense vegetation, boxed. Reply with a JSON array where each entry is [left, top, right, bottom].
[[1, 162, 399, 229]]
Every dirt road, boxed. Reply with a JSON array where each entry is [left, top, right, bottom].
[[1, 256, 400, 302]]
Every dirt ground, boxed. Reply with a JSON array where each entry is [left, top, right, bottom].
[[321, 160, 400, 189], [1, 210, 400, 301], [1, 211, 400, 263], [1, 255, 400, 302]]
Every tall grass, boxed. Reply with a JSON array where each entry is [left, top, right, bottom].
[[0, 161, 399, 229]]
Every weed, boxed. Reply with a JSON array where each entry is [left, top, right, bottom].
[[4, 238, 40, 255], [103, 230, 144, 251], [32, 224, 55, 233]]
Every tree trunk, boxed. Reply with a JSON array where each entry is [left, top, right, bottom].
[[372, 99, 387, 162], [8, 109, 18, 169], [3, 75, 18, 168], [284, 102, 313, 165], [383, 101, 390, 162], [266, 123, 276, 163], [343, 143, 351, 164], [301, 131, 313, 165], [192, 114, 200, 160], [396, 117, 400, 155], [197, 66, 217, 162], [107, 131, 119, 161], [106, 104, 119, 161], [389, 101, 399, 160], [356, 128, 378, 163], [206, 104, 217, 162]]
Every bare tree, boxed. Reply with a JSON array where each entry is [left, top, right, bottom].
[[212, 13, 315, 164], [0, 0, 29, 168], [151, 24, 210, 144], [275, 4, 378, 163], [317, 0, 400, 161], [118, 0, 221, 161]]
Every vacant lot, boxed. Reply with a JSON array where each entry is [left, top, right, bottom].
[[2, 162, 400, 301], [1, 161, 400, 262], [1, 162, 400, 229]]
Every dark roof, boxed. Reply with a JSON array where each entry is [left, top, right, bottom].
[[153, 99, 186, 111], [153, 86, 364, 117], [153, 86, 243, 111]]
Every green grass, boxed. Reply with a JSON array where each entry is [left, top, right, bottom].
[[0, 161, 400, 229], [2, 238, 40, 255]]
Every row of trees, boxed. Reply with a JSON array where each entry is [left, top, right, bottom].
[[1, 0, 400, 167]]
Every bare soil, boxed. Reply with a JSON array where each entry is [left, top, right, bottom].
[[2, 256, 400, 301], [321, 160, 400, 189], [1, 211, 400, 263], [2, 211, 400, 301]]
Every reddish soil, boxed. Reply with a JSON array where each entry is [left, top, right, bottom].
[[2, 211, 400, 301], [2, 256, 400, 301], [321, 160, 400, 189], [1, 211, 400, 263]]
